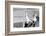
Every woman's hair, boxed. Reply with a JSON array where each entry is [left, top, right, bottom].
[[36, 16, 39, 21]]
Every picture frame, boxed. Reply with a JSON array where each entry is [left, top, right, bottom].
[[5, 1, 45, 36]]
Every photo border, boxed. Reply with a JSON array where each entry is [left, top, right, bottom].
[[10, 5, 42, 32], [5, 1, 45, 36]]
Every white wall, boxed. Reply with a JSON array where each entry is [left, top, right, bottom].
[[0, 0, 46, 36]]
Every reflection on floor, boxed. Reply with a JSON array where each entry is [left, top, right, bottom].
[[14, 22, 23, 27]]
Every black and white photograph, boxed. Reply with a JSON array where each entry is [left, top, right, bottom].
[[13, 8, 39, 28]]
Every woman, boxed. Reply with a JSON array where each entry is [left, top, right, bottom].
[[24, 13, 38, 27]]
